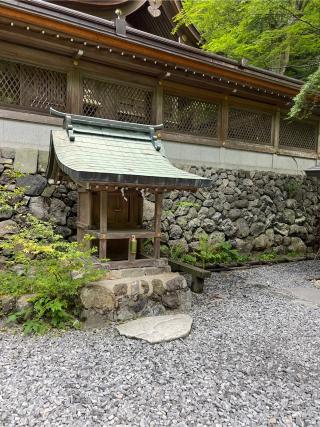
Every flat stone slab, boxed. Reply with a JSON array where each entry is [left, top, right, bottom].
[[116, 314, 193, 344], [277, 287, 320, 307]]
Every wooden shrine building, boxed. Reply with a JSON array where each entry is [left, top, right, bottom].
[[46, 109, 210, 266], [0, 0, 319, 174]]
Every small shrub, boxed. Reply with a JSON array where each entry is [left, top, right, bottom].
[[193, 235, 244, 268], [161, 243, 186, 260], [181, 254, 197, 265], [0, 214, 104, 333], [258, 251, 277, 261], [286, 180, 301, 198]]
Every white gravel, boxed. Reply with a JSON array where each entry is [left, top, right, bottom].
[[1, 260, 320, 427]]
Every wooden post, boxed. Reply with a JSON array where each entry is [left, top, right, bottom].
[[153, 83, 163, 125], [220, 96, 228, 145], [99, 190, 108, 259], [77, 190, 92, 249], [153, 192, 163, 259], [67, 69, 82, 114], [273, 108, 280, 152], [316, 119, 320, 161]]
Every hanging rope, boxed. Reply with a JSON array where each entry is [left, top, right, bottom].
[[120, 187, 128, 202]]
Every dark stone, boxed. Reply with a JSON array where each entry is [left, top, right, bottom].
[[162, 292, 179, 309], [129, 296, 146, 313], [0, 295, 16, 315], [17, 175, 47, 196], [55, 226, 72, 238], [0, 207, 13, 220], [113, 283, 128, 296]]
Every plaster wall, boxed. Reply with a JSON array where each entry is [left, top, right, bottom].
[[0, 113, 62, 150], [163, 141, 317, 175], [0, 113, 317, 175]]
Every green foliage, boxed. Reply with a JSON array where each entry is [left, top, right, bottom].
[[0, 170, 25, 214], [0, 214, 104, 333], [286, 179, 301, 197], [289, 66, 320, 118], [181, 254, 197, 265], [176, 0, 320, 78], [193, 235, 243, 268], [176, 0, 320, 116], [176, 201, 200, 209], [161, 243, 187, 260], [258, 251, 277, 261]]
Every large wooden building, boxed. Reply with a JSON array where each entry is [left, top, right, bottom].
[[0, 0, 319, 174]]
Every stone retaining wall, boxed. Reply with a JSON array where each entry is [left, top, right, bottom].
[[0, 148, 77, 240], [145, 166, 320, 255], [1, 147, 319, 254]]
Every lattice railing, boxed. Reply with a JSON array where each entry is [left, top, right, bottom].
[[228, 107, 273, 145], [82, 78, 153, 124], [279, 116, 317, 151], [163, 93, 219, 137], [0, 60, 67, 112]]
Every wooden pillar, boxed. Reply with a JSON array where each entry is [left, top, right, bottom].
[[273, 108, 280, 152], [77, 190, 92, 249], [99, 190, 108, 259], [67, 69, 82, 114], [219, 96, 228, 145], [316, 119, 320, 161], [153, 192, 163, 259], [153, 83, 163, 125]]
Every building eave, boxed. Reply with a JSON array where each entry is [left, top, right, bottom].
[[0, 0, 303, 96]]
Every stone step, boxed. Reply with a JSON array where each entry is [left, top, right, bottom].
[[80, 272, 191, 324], [105, 265, 171, 280]]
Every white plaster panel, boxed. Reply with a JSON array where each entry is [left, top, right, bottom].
[[273, 154, 316, 174], [0, 118, 60, 150], [163, 140, 221, 166], [163, 140, 315, 174]]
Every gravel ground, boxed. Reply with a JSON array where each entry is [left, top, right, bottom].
[[1, 260, 320, 427]]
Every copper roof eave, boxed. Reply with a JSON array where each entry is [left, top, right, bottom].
[[0, 0, 302, 95]]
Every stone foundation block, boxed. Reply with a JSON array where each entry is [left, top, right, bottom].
[[81, 271, 191, 324]]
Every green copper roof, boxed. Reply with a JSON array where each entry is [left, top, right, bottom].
[[47, 109, 211, 189]]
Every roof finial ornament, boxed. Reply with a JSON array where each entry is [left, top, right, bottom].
[[114, 8, 126, 36], [148, 0, 162, 18], [115, 8, 122, 18]]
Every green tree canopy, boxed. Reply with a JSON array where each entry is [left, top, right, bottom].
[[175, 0, 320, 117]]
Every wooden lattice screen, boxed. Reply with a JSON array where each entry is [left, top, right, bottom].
[[0, 60, 67, 113], [228, 107, 273, 145], [163, 93, 219, 137], [279, 116, 317, 151], [82, 78, 153, 124]]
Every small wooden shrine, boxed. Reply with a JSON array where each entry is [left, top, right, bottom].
[[47, 109, 210, 268]]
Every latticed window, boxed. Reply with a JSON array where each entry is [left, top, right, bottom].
[[163, 93, 218, 137], [279, 116, 317, 151], [0, 60, 67, 112], [82, 78, 153, 124], [228, 107, 273, 145]]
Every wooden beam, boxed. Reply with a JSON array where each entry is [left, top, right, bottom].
[[99, 190, 108, 259], [153, 192, 163, 259]]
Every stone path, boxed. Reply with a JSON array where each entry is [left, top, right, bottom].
[[279, 286, 320, 307], [116, 314, 193, 344], [1, 260, 320, 426]]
